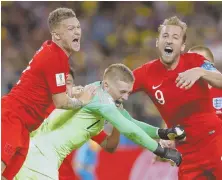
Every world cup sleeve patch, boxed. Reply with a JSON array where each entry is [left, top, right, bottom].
[[55, 73, 65, 86]]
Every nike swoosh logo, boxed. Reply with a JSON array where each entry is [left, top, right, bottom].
[[152, 83, 162, 89]]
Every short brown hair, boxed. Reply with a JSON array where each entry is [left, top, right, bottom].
[[188, 45, 214, 63], [48, 8, 76, 32], [158, 16, 187, 43], [103, 63, 135, 83]]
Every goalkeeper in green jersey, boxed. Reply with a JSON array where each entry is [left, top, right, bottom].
[[15, 64, 185, 180]]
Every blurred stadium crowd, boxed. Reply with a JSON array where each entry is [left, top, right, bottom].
[[2, 2, 222, 179]]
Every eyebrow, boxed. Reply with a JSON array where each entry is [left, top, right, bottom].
[[120, 89, 130, 93], [162, 33, 181, 38], [67, 23, 80, 27]]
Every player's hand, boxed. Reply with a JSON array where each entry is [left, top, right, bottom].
[[78, 85, 97, 105], [152, 140, 175, 164], [71, 86, 84, 98], [158, 125, 186, 141], [153, 143, 182, 167], [152, 154, 175, 165], [175, 67, 204, 89], [159, 139, 175, 148], [167, 126, 186, 141]]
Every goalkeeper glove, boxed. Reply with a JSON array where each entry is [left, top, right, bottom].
[[153, 143, 182, 167], [158, 125, 186, 141]]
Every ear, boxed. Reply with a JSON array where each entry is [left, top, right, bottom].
[[181, 43, 186, 52], [156, 38, 158, 48], [52, 32, 60, 40], [103, 81, 110, 92]]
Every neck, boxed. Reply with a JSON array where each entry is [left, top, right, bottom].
[[52, 39, 71, 57], [160, 55, 180, 70]]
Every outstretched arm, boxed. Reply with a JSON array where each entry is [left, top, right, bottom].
[[118, 108, 159, 139], [99, 104, 158, 152], [98, 104, 182, 167], [119, 109, 185, 141]]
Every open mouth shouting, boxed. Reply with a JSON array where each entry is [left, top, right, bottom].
[[164, 46, 173, 56], [72, 37, 80, 51], [73, 38, 79, 44]]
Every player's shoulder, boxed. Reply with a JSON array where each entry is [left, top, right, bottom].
[[33, 41, 68, 69], [210, 87, 222, 95], [182, 52, 206, 62], [181, 52, 206, 67], [42, 40, 58, 52], [136, 59, 160, 71], [37, 40, 66, 59], [144, 59, 160, 67], [97, 89, 115, 105], [88, 90, 115, 112], [182, 52, 202, 59], [32, 41, 53, 62], [85, 89, 116, 112], [89, 81, 101, 87], [84, 82, 113, 105]]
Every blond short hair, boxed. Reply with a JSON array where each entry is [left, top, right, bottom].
[[48, 8, 76, 32], [189, 45, 214, 63], [158, 16, 187, 42], [103, 63, 135, 83]]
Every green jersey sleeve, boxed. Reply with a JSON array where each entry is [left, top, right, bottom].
[[118, 109, 160, 139], [96, 104, 158, 152]]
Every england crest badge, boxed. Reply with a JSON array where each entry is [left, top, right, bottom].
[[213, 97, 222, 110]]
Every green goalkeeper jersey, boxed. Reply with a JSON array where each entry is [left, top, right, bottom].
[[16, 82, 159, 180]]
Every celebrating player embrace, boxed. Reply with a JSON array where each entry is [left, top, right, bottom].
[[15, 64, 185, 180]]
